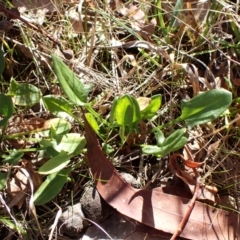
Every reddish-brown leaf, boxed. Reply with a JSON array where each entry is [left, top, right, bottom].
[[83, 112, 240, 239], [7, 160, 42, 208]]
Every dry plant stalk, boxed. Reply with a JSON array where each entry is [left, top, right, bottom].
[[169, 154, 201, 239]]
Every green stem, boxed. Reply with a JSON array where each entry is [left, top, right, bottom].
[[159, 117, 181, 130]]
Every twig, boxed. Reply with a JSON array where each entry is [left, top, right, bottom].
[[170, 169, 201, 240], [168, 154, 205, 239]]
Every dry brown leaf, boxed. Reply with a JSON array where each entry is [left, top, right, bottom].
[[12, 0, 59, 25], [82, 110, 240, 239], [0, 20, 12, 32], [6, 116, 45, 135], [235, 113, 240, 127], [136, 97, 151, 111], [162, 0, 210, 27], [173, 63, 200, 96], [169, 153, 217, 203], [66, 8, 84, 35], [7, 160, 42, 209], [115, 2, 156, 38], [12, 0, 57, 12], [207, 140, 220, 156], [231, 78, 240, 86], [126, 121, 148, 146]]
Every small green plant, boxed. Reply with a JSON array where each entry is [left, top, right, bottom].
[[51, 55, 232, 159], [0, 52, 232, 208], [142, 128, 187, 157], [0, 53, 87, 206]]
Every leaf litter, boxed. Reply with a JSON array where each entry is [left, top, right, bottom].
[[82, 109, 240, 239], [0, 0, 240, 239]]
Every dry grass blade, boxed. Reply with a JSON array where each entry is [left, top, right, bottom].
[[0, 193, 20, 229], [83, 218, 113, 240], [18, 167, 44, 239], [48, 204, 62, 240]]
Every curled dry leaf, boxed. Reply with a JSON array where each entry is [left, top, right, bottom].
[[168, 153, 217, 203], [7, 160, 42, 209], [82, 110, 240, 239], [173, 63, 200, 96]]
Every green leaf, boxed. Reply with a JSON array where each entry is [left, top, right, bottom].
[[0, 172, 7, 190], [140, 94, 162, 120], [0, 218, 17, 231], [0, 94, 14, 127], [61, 134, 85, 155], [130, 97, 141, 128], [38, 118, 71, 137], [180, 89, 232, 128], [142, 145, 163, 155], [153, 128, 165, 146], [8, 78, 18, 95], [169, 0, 183, 28], [2, 150, 23, 164], [114, 95, 141, 142], [85, 113, 99, 132], [52, 54, 93, 105], [115, 95, 141, 129], [38, 151, 70, 175], [9, 79, 42, 106], [102, 143, 114, 154], [142, 128, 187, 156], [34, 169, 70, 205], [43, 95, 74, 119], [40, 133, 86, 155], [109, 96, 118, 127], [0, 50, 5, 75]]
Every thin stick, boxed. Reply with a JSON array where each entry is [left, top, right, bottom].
[[170, 169, 201, 240]]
